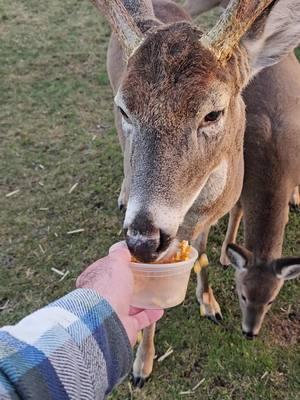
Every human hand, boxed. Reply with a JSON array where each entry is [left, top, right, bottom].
[[76, 241, 163, 346]]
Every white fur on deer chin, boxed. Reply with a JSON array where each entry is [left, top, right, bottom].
[[124, 197, 183, 238], [124, 159, 228, 241]]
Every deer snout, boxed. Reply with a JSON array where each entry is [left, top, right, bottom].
[[241, 306, 264, 339], [125, 212, 172, 262], [242, 330, 257, 340]]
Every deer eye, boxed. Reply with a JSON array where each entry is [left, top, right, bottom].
[[204, 110, 224, 123], [267, 300, 274, 305], [241, 294, 247, 302], [118, 107, 130, 122]]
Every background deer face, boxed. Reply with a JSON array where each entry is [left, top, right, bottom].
[[119, 24, 248, 261], [227, 244, 300, 338]]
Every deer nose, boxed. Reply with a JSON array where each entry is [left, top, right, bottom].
[[125, 212, 172, 262], [242, 330, 257, 340]]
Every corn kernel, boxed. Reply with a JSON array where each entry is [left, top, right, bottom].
[[131, 240, 192, 264], [199, 253, 209, 268], [194, 260, 202, 274]]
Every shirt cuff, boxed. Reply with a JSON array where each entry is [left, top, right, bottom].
[[48, 288, 133, 393]]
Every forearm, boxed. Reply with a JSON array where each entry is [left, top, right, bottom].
[[0, 289, 132, 400]]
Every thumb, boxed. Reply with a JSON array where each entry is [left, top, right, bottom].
[[109, 241, 131, 262], [132, 309, 164, 331]]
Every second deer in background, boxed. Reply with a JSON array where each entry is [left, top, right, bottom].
[[186, 0, 300, 338], [221, 52, 300, 337]]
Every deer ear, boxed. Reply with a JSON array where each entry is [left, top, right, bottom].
[[226, 244, 251, 272], [274, 257, 300, 281], [243, 0, 300, 77]]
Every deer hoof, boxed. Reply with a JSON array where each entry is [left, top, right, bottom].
[[290, 203, 299, 211], [118, 202, 126, 211], [207, 313, 223, 325], [198, 287, 223, 324], [118, 179, 128, 211], [118, 193, 127, 211], [131, 375, 147, 388], [289, 187, 300, 209], [132, 343, 154, 389], [220, 247, 231, 267]]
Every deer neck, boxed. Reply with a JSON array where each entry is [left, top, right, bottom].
[[179, 140, 245, 241]]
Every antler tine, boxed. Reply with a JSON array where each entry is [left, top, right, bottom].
[[201, 0, 274, 62], [90, 0, 144, 58]]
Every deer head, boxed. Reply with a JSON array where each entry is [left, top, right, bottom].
[[92, 0, 300, 262], [227, 244, 300, 338]]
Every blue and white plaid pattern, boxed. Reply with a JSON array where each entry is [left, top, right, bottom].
[[0, 289, 132, 400]]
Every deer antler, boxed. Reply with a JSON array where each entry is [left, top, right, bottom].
[[201, 0, 274, 62], [90, 0, 144, 58]]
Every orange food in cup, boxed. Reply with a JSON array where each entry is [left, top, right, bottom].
[[131, 240, 192, 264]]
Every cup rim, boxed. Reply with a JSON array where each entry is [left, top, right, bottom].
[[130, 246, 198, 269]]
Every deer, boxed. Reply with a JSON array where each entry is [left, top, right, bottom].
[[226, 245, 300, 339], [90, 0, 300, 386], [184, 0, 300, 339], [183, 0, 224, 18], [219, 51, 300, 338], [184, 0, 300, 210]]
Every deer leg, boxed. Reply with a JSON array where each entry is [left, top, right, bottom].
[[289, 186, 300, 208], [193, 227, 222, 324], [220, 202, 243, 266], [132, 323, 156, 388], [118, 177, 129, 211], [183, 0, 221, 17], [118, 144, 131, 210]]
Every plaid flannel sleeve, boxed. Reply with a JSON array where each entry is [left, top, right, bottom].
[[0, 289, 132, 400]]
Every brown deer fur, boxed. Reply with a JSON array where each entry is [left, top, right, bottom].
[[185, 0, 300, 338], [93, 0, 300, 386], [221, 53, 300, 336]]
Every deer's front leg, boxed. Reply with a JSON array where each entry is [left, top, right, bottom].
[[290, 186, 300, 208], [193, 229, 222, 324], [132, 323, 156, 388], [220, 202, 243, 266], [118, 134, 131, 211], [114, 105, 131, 211], [118, 178, 128, 211]]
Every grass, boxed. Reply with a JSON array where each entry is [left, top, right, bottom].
[[0, 1, 299, 399]]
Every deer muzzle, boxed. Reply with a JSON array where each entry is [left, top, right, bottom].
[[125, 210, 173, 262]]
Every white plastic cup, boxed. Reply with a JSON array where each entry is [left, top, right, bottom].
[[130, 247, 198, 309]]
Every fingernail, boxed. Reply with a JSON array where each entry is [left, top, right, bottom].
[[109, 241, 128, 253], [147, 309, 164, 322]]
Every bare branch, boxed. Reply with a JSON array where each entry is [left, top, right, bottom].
[[201, 0, 274, 62], [90, 0, 144, 58]]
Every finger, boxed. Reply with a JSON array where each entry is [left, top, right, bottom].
[[109, 241, 128, 253], [75, 275, 81, 288], [109, 241, 131, 262], [129, 306, 143, 316], [133, 309, 164, 330]]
